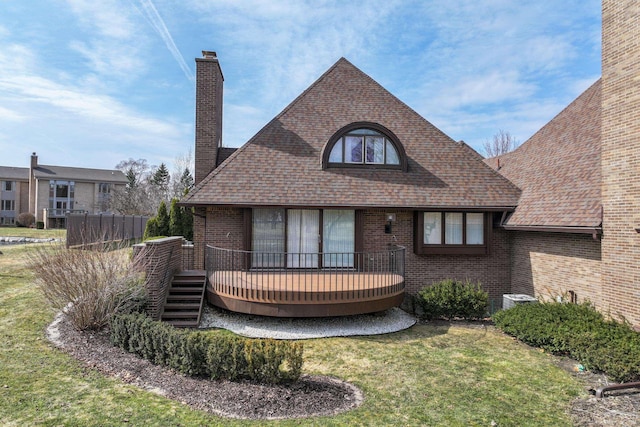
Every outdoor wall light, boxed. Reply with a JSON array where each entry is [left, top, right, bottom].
[[385, 213, 396, 234]]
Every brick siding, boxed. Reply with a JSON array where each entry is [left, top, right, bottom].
[[367, 211, 511, 307], [510, 231, 602, 305], [601, 0, 640, 325], [133, 236, 183, 320]]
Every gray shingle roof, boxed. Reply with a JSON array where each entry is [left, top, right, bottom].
[[32, 165, 128, 183], [184, 58, 521, 209], [485, 79, 602, 228], [0, 167, 29, 181]]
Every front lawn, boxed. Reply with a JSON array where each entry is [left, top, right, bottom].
[[0, 244, 584, 426]]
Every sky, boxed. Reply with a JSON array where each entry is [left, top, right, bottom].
[[0, 0, 601, 174]]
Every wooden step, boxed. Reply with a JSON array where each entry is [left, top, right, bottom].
[[168, 287, 204, 293], [166, 294, 202, 301], [164, 320, 200, 328], [164, 303, 201, 310], [160, 270, 206, 328], [171, 277, 204, 286], [161, 311, 199, 319]]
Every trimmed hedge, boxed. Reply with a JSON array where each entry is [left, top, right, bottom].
[[493, 302, 640, 383], [110, 313, 303, 383], [416, 279, 489, 320]]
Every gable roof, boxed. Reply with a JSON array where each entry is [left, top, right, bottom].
[[33, 165, 128, 183], [485, 79, 602, 229], [184, 58, 521, 209]]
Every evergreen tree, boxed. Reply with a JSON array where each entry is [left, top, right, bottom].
[[182, 206, 193, 241], [156, 200, 170, 236], [179, 167, 194, 195], [169, 198, 182, 236], [151, 163, 171, 203], [143, 217, 159, 240]]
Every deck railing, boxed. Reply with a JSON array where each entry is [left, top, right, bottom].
[[205, 245, 406, 303]]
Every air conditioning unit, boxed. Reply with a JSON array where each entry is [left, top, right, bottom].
[[503, 294, 538, 310]]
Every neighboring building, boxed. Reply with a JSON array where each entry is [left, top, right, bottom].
[[182, 0, 640, 325], [0, 153, 127, 228], [0, 167, 29, 226]]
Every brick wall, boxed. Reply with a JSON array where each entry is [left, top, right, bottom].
[[510, 231, 602, 305], [601, 0, 640, 325], [195, 51, 223, 185], [362, 210, 511, 307], [133, 236, 183, 320]]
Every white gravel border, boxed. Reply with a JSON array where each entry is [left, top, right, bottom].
[[199, 306, 416, 339]]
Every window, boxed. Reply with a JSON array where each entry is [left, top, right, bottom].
[[49, 180, 75, 215], [2, 181, 14, 192], [323, 122, 407, 170], [251, 208, 356, 268], [1, 200, 15, 211], [99, 183, 111, 194], [415, 212, 489, 255]]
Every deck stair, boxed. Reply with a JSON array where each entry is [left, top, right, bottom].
[[160, 270, 206, 328]]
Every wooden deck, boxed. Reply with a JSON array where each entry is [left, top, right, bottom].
[[207, 270, 405, 317]]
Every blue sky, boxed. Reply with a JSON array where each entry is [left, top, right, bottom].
[[0, 0, 601, 173]]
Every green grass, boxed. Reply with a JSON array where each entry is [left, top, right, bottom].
[[0, 245, 585, 426], [0, 226, 65, 239]]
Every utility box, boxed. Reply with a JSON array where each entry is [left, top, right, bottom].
[[503, 294, 538, 310]]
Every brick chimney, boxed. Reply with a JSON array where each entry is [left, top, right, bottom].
[[28, 152, 38, 215], [601, 0, 640, 325], [194, 51, 224, 185]]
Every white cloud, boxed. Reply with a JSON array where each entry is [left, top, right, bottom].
[[65, 0, 136, 39]]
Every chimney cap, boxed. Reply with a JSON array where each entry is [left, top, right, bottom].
[[202, 51, 217, 59]]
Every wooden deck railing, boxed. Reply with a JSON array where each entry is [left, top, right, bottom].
[[205, 245, 406, 304]]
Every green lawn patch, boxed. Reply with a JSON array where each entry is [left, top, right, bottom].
[[0, 226, 65, 240]]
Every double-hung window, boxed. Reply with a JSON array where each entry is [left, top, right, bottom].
[[416, 212, 489, 255]]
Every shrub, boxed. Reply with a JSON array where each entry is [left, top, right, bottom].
[[17, 212, 35, 228], [30, 244, 148, 330], [143, 217, 159, 240], [416, 279, 489, 320], [110, 313, 304, 383], [493, 302, 640, 382]]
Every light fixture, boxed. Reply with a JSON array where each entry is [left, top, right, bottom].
[[385, 213, 396, 234]]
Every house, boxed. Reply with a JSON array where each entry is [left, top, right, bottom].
[[180, 0, 640, 326], [0, 153, 127, 228], [182, 52, 521, 317]]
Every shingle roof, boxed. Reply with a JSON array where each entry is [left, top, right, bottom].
[[33, 165, 128, 183], [485, 79, 602, 228], [184, 58, 521, 209], [0, 166, 29, 181]]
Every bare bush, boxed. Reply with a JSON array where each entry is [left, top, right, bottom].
[[17, 212, 35, 228], [30, 243, 148, 330]]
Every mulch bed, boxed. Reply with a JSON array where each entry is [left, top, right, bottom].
[[46, 313, 363, 420]]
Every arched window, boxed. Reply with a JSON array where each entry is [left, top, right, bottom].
[[322, 122, 408, 171]]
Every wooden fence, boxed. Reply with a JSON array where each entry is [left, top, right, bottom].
[[66, 213, 149, 248]]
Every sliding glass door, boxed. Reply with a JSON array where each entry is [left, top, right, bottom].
[[323, 210, 355, 267], [287, 209, 320, 268], [252, 208, 355, 268]]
